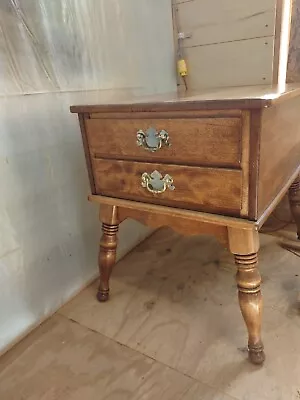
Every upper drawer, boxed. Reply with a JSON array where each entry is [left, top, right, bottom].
[[85, 117, 241, 168]]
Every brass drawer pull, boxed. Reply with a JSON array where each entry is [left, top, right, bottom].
[[141, 170, 175, 194], [136, 127, 170, 152]]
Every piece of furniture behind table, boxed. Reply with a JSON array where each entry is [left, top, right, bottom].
[[71, 85, 300, 365]]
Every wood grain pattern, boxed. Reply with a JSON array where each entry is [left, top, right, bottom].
[[117, 206, 228, 246], [72, 100, 267, 114], [228, 228, 264, 365], [89, 110, 242, 119], [182, 37, 274, 89], [175, 0, 276, 47], [0, 315, 196, 400], [257, 166, 300, 227], [86, 117, 242, 167], [234, 253, 265, 365], [59, 228, 300, 382], [92, 159, 242, 215], [59, 225, 300, 386], [287, 0, 300, 82], [248, 109, 262, 220], [99, 204, 119, 225], [89, 195, 257, 229], [240, 111, 251, 217], [272, 0, 284, 84], [98, 222, 118, 302], [98, 205, 120, 302], [228, 227, 260, 255], [78, 113, 96, 194], [257, 94, 300, 217], [70, 85, 300, 114]]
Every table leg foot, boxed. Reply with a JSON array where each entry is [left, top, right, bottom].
[[97, 289, 110, 302], [248, 344, 265, 365]]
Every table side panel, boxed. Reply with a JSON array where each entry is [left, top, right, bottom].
[[78, 113, 96, 194], [257, 94, 300, 217], [248, 109, 262, 220]]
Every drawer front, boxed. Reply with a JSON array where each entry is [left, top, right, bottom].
[[92, 159, 242, 215], [86, 118, 241, 168]]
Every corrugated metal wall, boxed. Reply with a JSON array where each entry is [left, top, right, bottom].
[[0, 0, 176, 354]]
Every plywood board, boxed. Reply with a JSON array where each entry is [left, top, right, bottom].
[[175, 0, 276, 47], [0, 315, 196, 400], [58, 227, 300, 399], [183, 36, 274, 89], [287, 0, 300, 82]]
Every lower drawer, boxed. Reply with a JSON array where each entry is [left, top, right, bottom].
[[92, 159, 242, 215]]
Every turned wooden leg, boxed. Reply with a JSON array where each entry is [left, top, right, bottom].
[[289, 175, 300, 239], [97, 222, 118, 302], [97, 205, 119, 302], [234, 253, 265, 365], [228, 227, 265, 365]]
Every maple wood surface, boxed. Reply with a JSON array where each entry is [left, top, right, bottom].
[[257, 95, 300, 216], [86, 117, 241, 168], [92, 158, 242, 216]]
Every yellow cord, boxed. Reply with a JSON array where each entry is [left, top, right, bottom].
[[177, 59, 188, 77]]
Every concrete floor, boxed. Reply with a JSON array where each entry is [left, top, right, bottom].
[[1, 228, 300, 400]]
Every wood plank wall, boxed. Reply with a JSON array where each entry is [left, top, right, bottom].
[[268, 0, 300, 229], [173, 0, 280, 90], [287, 0, 300, 82]]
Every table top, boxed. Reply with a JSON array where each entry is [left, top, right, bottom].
[[70, 84, 300, 113]]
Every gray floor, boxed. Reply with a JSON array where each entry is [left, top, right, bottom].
[[1, 228, 300, 400]]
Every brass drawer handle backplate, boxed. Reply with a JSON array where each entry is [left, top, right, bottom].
[[136, 127, 170, 152], [141, 170, 175, 194]]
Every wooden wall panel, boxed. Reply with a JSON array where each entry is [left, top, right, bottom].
[[173, 0, 282, 89], [183, 37, 274, 89], [287, 0, 300, 82], [175, 0, 276, 47]]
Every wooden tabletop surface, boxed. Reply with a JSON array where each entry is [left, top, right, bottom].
[[70, 84, 300, 113]]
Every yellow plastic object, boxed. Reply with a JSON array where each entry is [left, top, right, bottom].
[[177, 59, 188, 77]]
